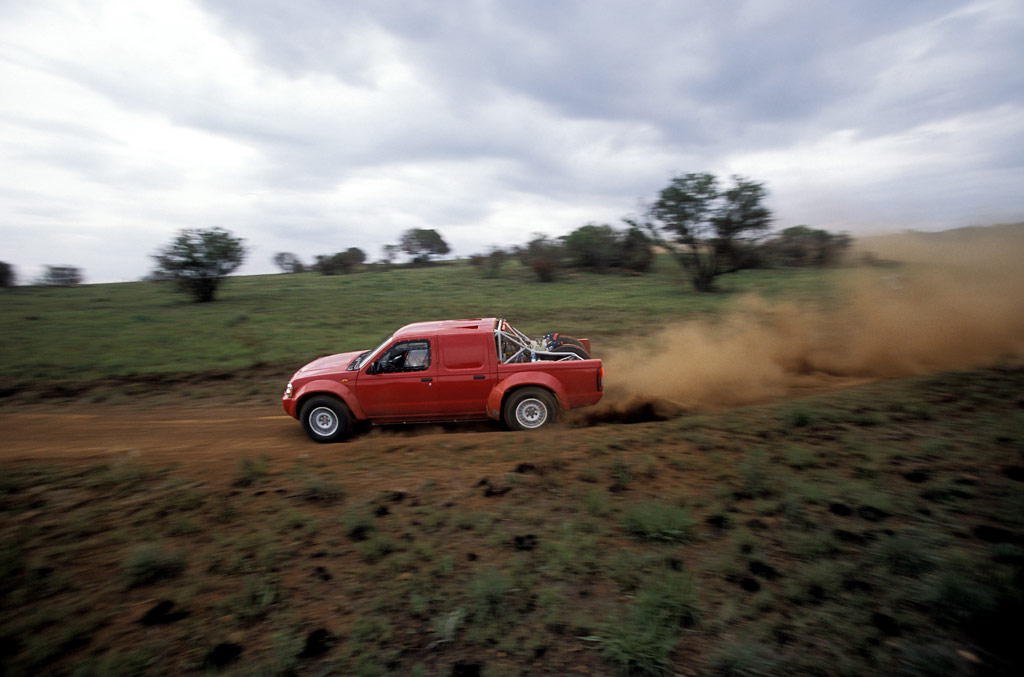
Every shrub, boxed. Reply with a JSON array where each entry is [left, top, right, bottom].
[[469, 568, 513, 621], [125, 544, 185, 587], [234, 455, 269, 487], [622, 503, 696, 543]]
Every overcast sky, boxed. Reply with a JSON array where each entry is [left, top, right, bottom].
[[1, 0, 1022, 282]]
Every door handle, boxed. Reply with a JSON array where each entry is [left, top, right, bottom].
[[421, 377, 433, 383], [473, 375, 486, 380]]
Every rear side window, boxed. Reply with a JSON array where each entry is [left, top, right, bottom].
[[441, 333, 486, 370], [374, 339, 431, 373]]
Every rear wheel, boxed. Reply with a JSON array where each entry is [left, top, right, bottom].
[[300, 396, 351, 443], [503, 387, 558, 431]]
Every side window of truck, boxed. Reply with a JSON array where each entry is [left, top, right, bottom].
[[374, 339, 431, 373]]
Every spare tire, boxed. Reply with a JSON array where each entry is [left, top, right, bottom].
[[554, 336, 587, 351], [552, 344, 589, 359]]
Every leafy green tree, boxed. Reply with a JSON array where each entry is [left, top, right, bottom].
[[314, 247, 366, 275], [151, 227, 246, 302], [272, 252, 305, 273], [647, 173, 772, 291], [518, 235, 564, 282], [763, 226, 852, 267], [561, 223, 619, 271], [399, 229, 450, 264], [561, 223, 654, 273], [0, 261, 14, 288], [38, 265, 83, 286]]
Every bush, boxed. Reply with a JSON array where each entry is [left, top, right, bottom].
[[561, 223, 653, 273], [622, 502, 696, 543], [125, 544, 185, 587]]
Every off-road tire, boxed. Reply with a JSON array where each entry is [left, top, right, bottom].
[[503, 387, 558, 431], [300, 396, 352, 443], [552, 344, 589, 359]]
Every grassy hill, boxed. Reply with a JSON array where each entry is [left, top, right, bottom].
[[0, 258, 838, 390]]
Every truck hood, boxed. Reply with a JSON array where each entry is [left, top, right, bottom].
[[296, 350, 366, 376]]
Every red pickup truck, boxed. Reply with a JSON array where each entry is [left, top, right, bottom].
[[283, 318, 603, 442]]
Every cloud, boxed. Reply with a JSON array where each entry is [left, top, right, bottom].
[[0, 0, 1021, 281]]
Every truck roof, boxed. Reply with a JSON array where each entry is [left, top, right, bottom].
[[392, 318, 496, 338]]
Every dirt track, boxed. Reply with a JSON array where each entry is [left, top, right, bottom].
[[0, 403, 320, 466]]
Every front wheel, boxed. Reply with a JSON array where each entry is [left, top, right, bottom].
[[503, 387, 558, 431], [300, 396, 351, 443]]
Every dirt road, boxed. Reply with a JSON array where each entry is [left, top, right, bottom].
[[0, 403, 321, 466]]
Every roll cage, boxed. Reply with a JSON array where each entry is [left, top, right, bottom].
[[495, 318, 585, 364]]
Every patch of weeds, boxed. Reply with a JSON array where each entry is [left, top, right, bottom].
[[622, 502, 696, 543], [584, 487, 612, 516], [784, 445, 816, 470], [877, 530, 936, 577], [356, 534, 399, 563], [300, 477, 345, 504], [786, 528, 835, 561], [918, 438, 954, 459], [850, 410, 886, 427], [125, 544, 186, 587], [918, 567, 998, 626], [787, 560, 842, 604], [780, 405, 814, 429], [234, 454, 269, 487], [430, 608, 466, 647], [708, 638, 780, 676], [435, 554, 454, 577], [229, 575, 280, 620], [590, 571, 697, 676], [469, 568, 513, 621], [276, 508, 319, 536], [737, 448, 770, 498], [83, 460, 150, 492], [453, 511, 477, 530], [348, 614, 393, 657], [607, 551, 661, 592], [609, 457, 634, 492], [730, 527, 760, 558], [343, 504, 376, 541], [543, 523, 601, 576], [167, 516, 201, 536]]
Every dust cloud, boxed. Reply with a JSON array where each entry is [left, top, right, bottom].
[[595, 224, 1024, 416]]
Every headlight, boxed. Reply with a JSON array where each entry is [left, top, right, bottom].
[[285, 383, 294, 398]]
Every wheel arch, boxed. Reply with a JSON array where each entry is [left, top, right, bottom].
[[294, 380, 364, 420], [487, 373, 568, 419]]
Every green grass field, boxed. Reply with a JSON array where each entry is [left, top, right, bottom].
[[0, 258, 839, 388], [2, 253, 1023, 675]]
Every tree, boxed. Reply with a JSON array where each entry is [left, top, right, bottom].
[[762, 226, 852, 267], [518, 235, 564, 282], [647, 172, 772, 291], [399, 229, 450, 264], [38, 265, 83, 286], [272, 252, 305, 273], [381, 244, 400, 265], [151, 227, 246, 302], [0, 261, 14, 288], [561, 222, 654, 273], [561, 223, 619, 271], [313, 247, 366, 275]]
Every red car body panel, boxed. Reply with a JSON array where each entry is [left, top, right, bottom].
[[283, 318, 602, 426]]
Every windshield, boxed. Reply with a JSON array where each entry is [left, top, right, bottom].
[[348, 333, 393, 371]]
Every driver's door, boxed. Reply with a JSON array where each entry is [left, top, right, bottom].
[[356, 338, 438, 419]]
